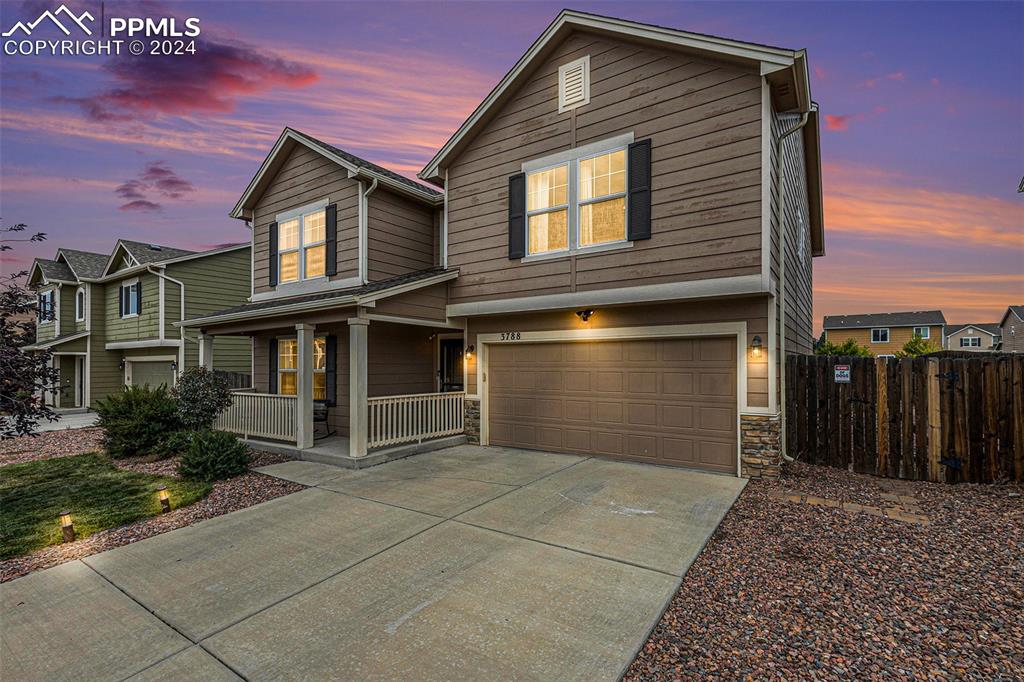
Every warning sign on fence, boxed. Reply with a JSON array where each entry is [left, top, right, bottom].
[[834, 364, 851, 383]]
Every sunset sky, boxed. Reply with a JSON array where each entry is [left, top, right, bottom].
[[1, 1, 1021, 332]]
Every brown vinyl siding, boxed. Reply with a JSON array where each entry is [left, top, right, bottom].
[[445, 31, 763, 305], [371, 282, 449, 324], [1000, 313, 1024, 352], [945, 327, 998, 352], [366, 187, 436, 281], [252, 144, 360, 293], [824, 325, 944, 354], [465, 296, 769, 409]]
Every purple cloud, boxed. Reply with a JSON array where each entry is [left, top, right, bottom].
[[119, 199, 161, 212], [141, 162, 194, 199]]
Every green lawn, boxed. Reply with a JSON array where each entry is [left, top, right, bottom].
[[0, 453, 211, 560]]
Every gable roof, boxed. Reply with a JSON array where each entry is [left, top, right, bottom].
[[946, 323, 1001, 337], [999, 305, 1024, 327], [101, 240, 195, 276], [29, 258, 76, 286], [57, 248, 109, 280], [230, 128, 441, 220], [415, 9, 823, 256], [823, 310, 947, 330]]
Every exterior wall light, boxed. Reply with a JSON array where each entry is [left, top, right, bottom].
[[118, 359, 126, 370], [575, 309, 595, 322], [751, 335, 763, 359], [465, 345, 475, 358], [60, 510, 75, 542], [157, 485, 171, 513], [170, 360, 178, 372]]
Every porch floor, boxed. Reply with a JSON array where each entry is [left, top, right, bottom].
[[241, 434, 468, 470]]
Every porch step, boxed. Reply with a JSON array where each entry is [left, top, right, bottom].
[[244, 435, 468, 471]]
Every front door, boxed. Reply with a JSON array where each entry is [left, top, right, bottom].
[[438, 338, 464, 392]]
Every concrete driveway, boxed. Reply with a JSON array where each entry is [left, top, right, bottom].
[[1, 445, 744, 681]]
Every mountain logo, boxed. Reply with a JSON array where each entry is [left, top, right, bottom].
[[2, 4, 95, 37]]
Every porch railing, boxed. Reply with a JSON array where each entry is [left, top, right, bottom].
[[215, 392, 297, 442], [368, 391, 465, 449]]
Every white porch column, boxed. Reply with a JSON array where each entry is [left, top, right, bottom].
[[295, 323, 315, 450], [348, 317, 369, 458], [197, 332, 214, 370]]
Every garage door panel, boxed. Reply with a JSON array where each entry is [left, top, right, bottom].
[[488, 337, 737, 473]]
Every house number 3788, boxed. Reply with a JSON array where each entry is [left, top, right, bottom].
[[500, 332, 521, 341]]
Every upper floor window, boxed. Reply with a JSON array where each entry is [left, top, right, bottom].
[[871, 328, 889, 343], [278, 336, 327, 400], [526, 147, 627, 256], [278, 208, 326, 284], [38, 290, 55, 322], [75, 287, 86, 322], [960, 337, 981, 348], [120, 279, 140, 318], [913, 326, 930, 339]]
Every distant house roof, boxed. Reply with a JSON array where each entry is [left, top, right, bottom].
[[946, 323, 1001, 337], [823, 310, 947, 330], [230, 128, 441, 220], [30, 258, 76, 284], [119, 240, 195, 265], [999, 305, 1024, 327], [181, 267, 457, 328], [58, 249, 109, 280]]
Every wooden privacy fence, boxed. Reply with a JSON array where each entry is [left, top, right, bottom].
[[786, 355, 1023, 483]]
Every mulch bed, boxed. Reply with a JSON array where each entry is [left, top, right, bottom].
[[1, 432, 305, 583], [0, 428, 106, 466], [627, 461, 1024, 680]]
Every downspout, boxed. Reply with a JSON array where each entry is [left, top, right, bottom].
[[359, 177, 379, 284], [147, 266, 186, 376], [775, 106, 812, 461]]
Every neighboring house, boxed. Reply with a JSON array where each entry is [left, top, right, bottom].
[[183, 10, 825, 478], [998, 305, 1024, 352], [945, 323, 1000, 352], [26, 241, 252, 408], [822, 310, 946, 356]]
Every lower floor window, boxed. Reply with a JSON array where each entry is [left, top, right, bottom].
[[960, 337, 981, 348], [871, 328, 889, 343], [278, 337, 327, 399]]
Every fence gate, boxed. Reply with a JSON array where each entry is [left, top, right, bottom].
[[785, 355, 1023, 483]]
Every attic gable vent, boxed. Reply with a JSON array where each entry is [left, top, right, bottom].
[[558, 55, 590, 113]]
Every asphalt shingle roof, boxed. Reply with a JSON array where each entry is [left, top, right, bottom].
[[34, 259, 75, 282], [188, 267, 450, 323], [119, 240, 195, 265], [823, 310, 947, 330], [59, 249, 108, 279], [289, 129, 441, 198], [946, 323, 1001, 336]]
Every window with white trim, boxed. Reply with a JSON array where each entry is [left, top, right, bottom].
[[871, 328, 889, 343], [38, 290, 55, 323], [913, 326, 930, 339], [121, 279, 139, 317], [75, 287, 86, 322], [526, 146, 627, 256], [278, 337, 327, 400], [960, 337, 981, 348], [278, 208, 326, 284]]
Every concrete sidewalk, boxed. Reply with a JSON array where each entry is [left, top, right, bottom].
[[1, 445, 744, 681]]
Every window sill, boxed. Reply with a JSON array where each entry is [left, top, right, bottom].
[[521, 240, 634, 264], [121, 313, 139, 319]]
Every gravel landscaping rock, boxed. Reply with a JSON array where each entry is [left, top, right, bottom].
[[627, 461, 1023, 681], [0, 428, 105, 466]]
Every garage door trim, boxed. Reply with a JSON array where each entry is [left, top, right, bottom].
[[477, 322, 748, 476]]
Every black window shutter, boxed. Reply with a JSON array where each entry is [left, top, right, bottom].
[[627, 139, 653, 241], [507, 173, 526, 259], [325, 204, 337, 277], [135, 281, 142, 313], [268, 221, 279, 286], [325, 335, 337, 406], [269, 338, 278, 393], [118, 286, 124, 318]]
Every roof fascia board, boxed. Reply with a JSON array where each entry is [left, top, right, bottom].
[[24, 330, 89, 350], [419, 10, 798, 181], [230, 129, 296, 219], [346, 168, 442, 206]]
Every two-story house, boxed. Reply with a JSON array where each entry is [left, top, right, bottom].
[[27, 240, 252, 408], [997, 305, 1024, 352], [823, 310, 945, 356], [184, 10, 825, 478], [945, 323, 1000, 351]]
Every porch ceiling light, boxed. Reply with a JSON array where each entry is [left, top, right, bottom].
[[60, 510, 75, 543], [575, 309, 595, 322], [751, 335, 763, 359]]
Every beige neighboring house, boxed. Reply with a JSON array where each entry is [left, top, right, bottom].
[[998, 305, 1024, 352], [183, 10, 825, 478], [822, 310, 945, 356], [26, 241, 252, 408], [945, 323, 1000, 352]]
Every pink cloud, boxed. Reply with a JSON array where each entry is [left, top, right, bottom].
[[119, 200, 161, 212], [824, 114, 857, 132], [813, 65, 827, 81], [859, 71, 906, 88]]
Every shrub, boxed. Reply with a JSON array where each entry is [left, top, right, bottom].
[[895, 336, 941, 358], [156, 430, 194, 458], [95, 385, 181, 458], [815, 338, 873, 357], [177, 429, 251, 482], [172, 367, 233, 431]]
